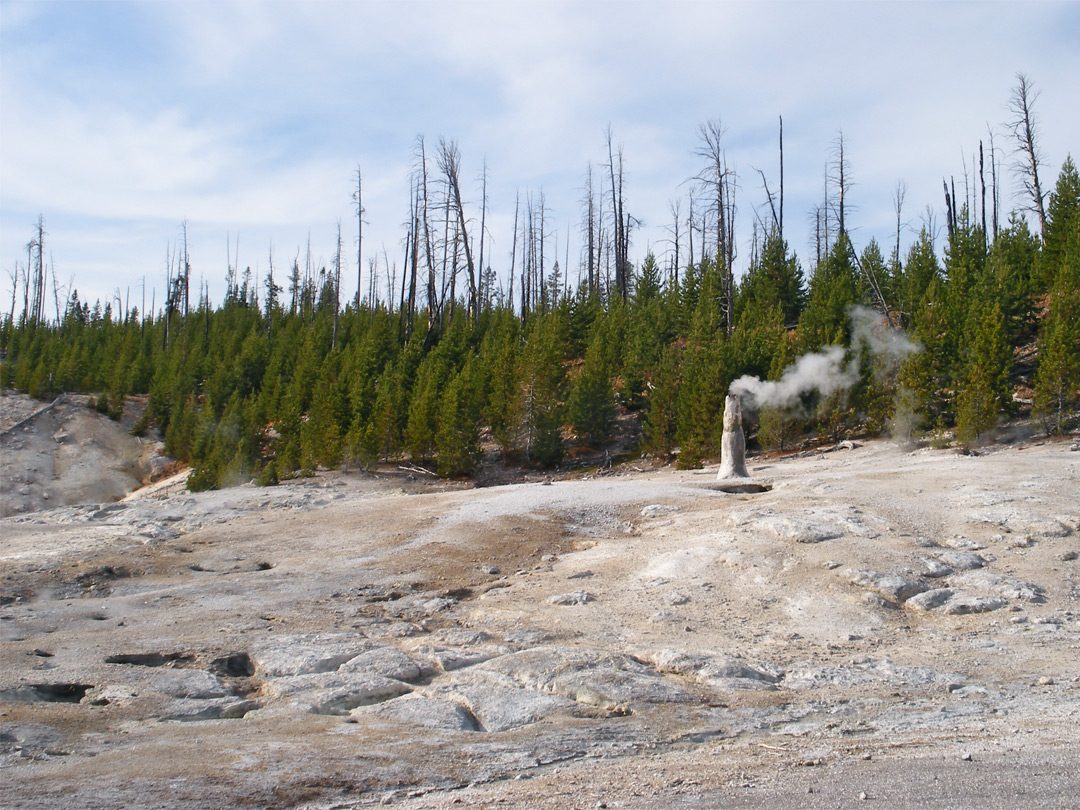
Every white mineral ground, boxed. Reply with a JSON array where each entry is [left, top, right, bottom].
[[1, 391, 1079, 809]]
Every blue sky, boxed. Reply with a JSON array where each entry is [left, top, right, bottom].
[[2, 0, 1078, 315]]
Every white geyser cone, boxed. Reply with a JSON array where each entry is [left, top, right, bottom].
[[717, 393, 750, 480]]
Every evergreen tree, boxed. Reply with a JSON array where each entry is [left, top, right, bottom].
[[301, 355, 347, 469], [898, 277, 950, 427], [567, 327, 617, 446], [1038, 155, 1080, 290], [642, 342, 681, 455], [941, 206, 987, 380], [856, 239, 891, 316], [405, 352, 451, 462], [798, 233, 859, 350], [483, 326, 521, 455], [515, 312, 566, 467], [1032, 227, 1080, 433], [435, 362, 482, 476], [621, 279, 676, 411], [756, 333, 803, 451], [956, 301, 1012, 445], [1032, 295, 1080, 434], [987, 213, 1040, 344], [674, 335, 728, 469]]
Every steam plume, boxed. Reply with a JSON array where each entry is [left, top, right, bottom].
[[729, 305, 919, 409], [730, 345, 856, 409], [847, 305, 920, 365]]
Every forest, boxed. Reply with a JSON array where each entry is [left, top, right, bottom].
[[2, 78, 1078, 491]]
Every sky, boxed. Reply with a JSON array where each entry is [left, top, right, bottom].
[[1, 0, 1078, 317]]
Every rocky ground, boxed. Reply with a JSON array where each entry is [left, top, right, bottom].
[[1, 391, 1079, 809], [1, 392, 167, 518]]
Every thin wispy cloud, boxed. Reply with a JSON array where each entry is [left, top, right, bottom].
[[1, 0, 1077, 309]]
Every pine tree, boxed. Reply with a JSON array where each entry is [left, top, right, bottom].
[[1032, 296, 1080, 434], [756, 333, 803, 451], [567, 327, 617, 446], [370, 362, 407, 461], [484, 329, 520, 456], [1032, 227, 1080, 433], [956, 301, 1012, 445], [515, 313, 566, 467], [642, 342, 681, 455], [895, 228, 941, 330], [941, 206, 987, 382], [988, 213, 1040, 344], [1036, 156, 1080, 289], [405, 353, 450, 463], [622, 277, 676, 411], [856, 239, 892, 317], [674, 337, 728, 469], [798, 233, 859, 350], [898, 277, 950, 427], [301, 356, 347, 469], [435, 363, 482, 476], [730, 299, 785, 384]]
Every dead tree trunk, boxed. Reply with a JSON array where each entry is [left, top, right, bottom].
[[778, 115, 784, 243], [181, 220, 190, 329], [22, 242, 31, 326], [830, 131, 852, 239], [538, 189, 547, 312], [696, 119, 735, 333], [1008, 72, 1047, 242], [407, 177, 420, 337], [893, 180, 907, 268], [687, 192, 695, 271], [440, 192, 451, 330], [943, 179, 955, 244], [606, 126, 628, 301], [6, 264, 19, 325], [437, 138, 477, 321], [354, 165, 364, 310], [667, 198, 681, 286], [979, 141, 987, 247], [415, 137, 438, 332], [987, 126, 1000, 243], [757, 168, 779, 233], [583, 163, 597, 295], [510, 191, 520, 322], [478, 158, 488, 313], [332, 221, 342, 349]]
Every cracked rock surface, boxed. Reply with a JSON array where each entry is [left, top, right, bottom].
[[2, 435, 1079, 809]]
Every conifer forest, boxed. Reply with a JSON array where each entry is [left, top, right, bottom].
[[2, 76, 1078, 491]]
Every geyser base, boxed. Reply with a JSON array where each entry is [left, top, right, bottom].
[[702, 480, 773, 494]]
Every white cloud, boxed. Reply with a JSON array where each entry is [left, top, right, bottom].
[[2, 1, 1078, 312]]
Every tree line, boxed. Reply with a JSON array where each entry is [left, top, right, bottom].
[[2, 78, 1077, 490]]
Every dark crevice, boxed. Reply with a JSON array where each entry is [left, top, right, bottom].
[[0, 683, 94, 703], [105, 652, 194, 668], [212, 652, 255, 678]]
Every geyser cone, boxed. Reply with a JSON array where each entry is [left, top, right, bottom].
[[717, 393, 750, 480]]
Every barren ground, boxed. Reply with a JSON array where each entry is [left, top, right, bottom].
[[2, 391, 1079, 809]]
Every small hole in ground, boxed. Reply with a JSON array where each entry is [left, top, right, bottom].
[[105, 652, 193, 668], [211, 652, 255, 678], [27, 683, 93, 703]]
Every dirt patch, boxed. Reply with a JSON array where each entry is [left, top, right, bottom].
[[1, 436, 1078, 809], [1, 391, 169, 517]]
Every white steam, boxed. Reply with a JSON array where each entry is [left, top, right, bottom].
[[729, 305, 920, 410], [730, 345, 857, 409], [848, 305, 920, 365]]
